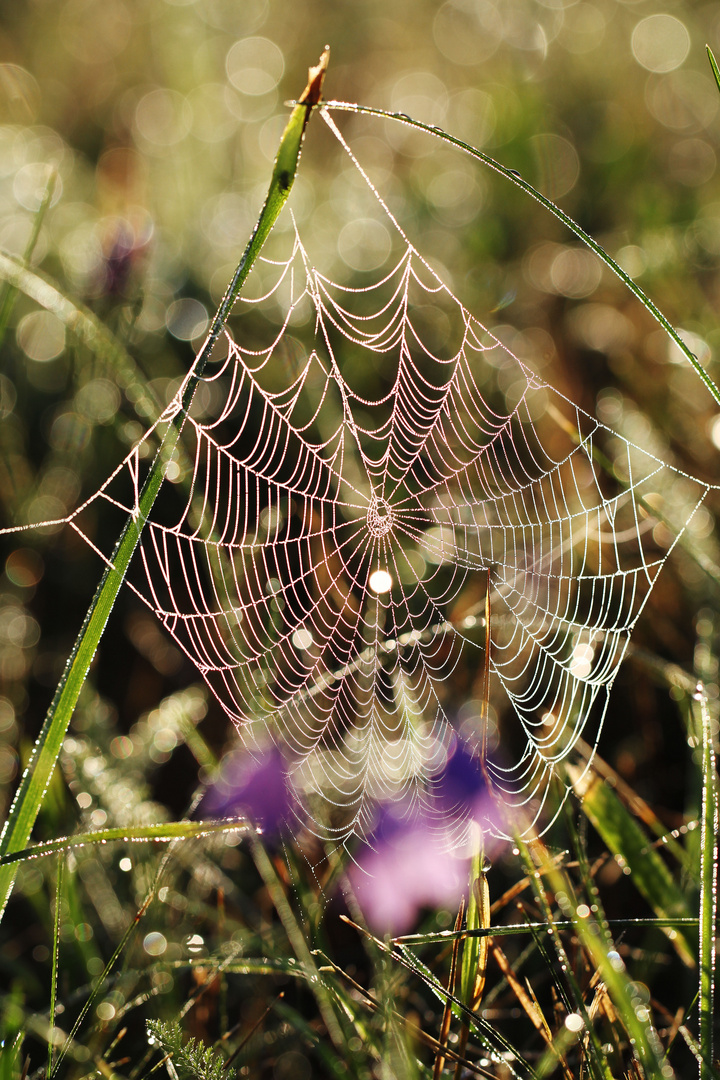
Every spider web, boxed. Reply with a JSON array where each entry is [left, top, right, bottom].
[[7, 114, 713, 845]]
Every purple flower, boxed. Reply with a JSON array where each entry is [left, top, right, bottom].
[[348, 737, 506, 935], [433, 736, 493, 824], [197, 746, 296, 836], [349, 804, 469, 936]]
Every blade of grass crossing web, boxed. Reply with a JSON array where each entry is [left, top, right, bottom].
[[0, 51, 329, 922], [320, 102, 720, 409], [696, 684, 718, 1080], [0, 818, 253, 867]]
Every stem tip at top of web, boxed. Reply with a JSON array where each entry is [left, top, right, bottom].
[[298, 46, 330, 107]]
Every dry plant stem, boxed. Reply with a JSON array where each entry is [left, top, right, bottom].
[[0, 49, 329, 921], [433, 898, 464, 1080], [489, 940, 574, 1080]]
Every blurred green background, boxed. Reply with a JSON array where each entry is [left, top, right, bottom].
[[2, 1, 720, 1074]]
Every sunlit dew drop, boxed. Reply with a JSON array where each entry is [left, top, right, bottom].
[[369, 569, 393, 594], [118, 857, 132, 872], [186, 934, 205, 954], [292, 627, 313, 651], [565, 1013, 584, 1033]]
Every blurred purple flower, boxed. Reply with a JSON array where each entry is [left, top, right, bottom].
[[90, 218, 150, 299], [433, 735, 494, 824], [349, 736, 506, 935], [196, 745, 295, 836], [349, 804, 469, 936]]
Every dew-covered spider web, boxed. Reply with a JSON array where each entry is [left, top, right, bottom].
[[7, 112, 713, 845]]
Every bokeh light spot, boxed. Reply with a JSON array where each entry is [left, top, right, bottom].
[[631, 15, 690, 74], [433, 0, 503, 65], [292, 628, 313, 651], [338, 218, 391, 272], [143, 932, 167, 956], [0, 64, 41, 123], [16, 311, 66, 363], [59, 0, 132, 64], [76, 379, 121, 424], [530, 133, 580, 200], [134, 89, 191, 147], [5, 549, 43, 589], [668, 138, 716, 187], [226, 37, 284, 96], [13, 162, 62, 212], [166, 298, 209, 341]]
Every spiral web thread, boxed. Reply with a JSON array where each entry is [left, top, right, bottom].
[[6, 115, 713, 845]]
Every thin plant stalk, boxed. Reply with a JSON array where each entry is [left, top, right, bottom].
[[0, 49, 329, 920], [697, 684, 718, 1080], [0, 169, 56, 350], [47, 852, 64, 1080]]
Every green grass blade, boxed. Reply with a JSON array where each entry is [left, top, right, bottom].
[[47, 852, 64, 1080], [321, 101, 720, 408], [0, 53, 327, 921], [394, 916, 699, 946], [391, 939, 540, 1077], [249, 836, 352, 1062], [0, 818, 252, 866], [521, 837, 677, 1080], [566, 763, 697, 965], [0, 248, 164, 429], [0, 168, 56, 351], [516, 838, 613, 1080], [458, 826, 485, 1008], [697, 685, 718, 1079], [0, 1031, 23, 1080], [707, 46, 720, 97]]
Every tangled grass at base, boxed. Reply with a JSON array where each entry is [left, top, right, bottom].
[[0, 33, 719, 1080]]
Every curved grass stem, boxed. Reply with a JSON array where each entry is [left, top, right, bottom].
[[320, 100, 720, 409]]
